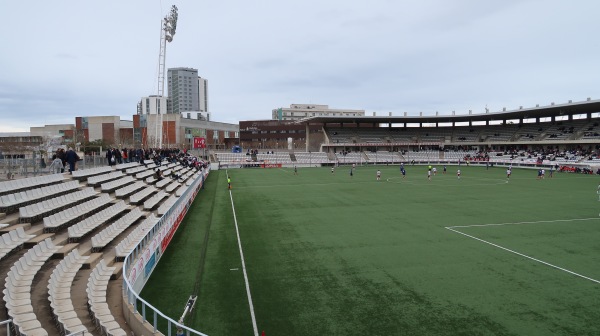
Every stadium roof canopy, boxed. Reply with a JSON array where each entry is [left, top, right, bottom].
[[297, 99, 600, 125]]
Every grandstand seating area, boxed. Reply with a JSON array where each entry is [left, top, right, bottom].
[[320, 119, 600, 145], [213, 118, 600, 167], [256, 152, 293, 164], [0, 156, 207, 335]]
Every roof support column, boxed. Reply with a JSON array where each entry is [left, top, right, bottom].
[[305, 123, 310, 151]]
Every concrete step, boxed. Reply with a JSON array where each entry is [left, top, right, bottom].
[[24, 232, 54, 248], [82, 253, 104, 270], [111, 262, 123, 280], [0, 222, 31, 233]]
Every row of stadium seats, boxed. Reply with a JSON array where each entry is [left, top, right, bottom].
[[0, 156, 207, 335]]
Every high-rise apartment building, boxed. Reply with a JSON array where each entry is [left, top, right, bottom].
[[198, 77, 208, 112], [167, 67, 209, 114], [137, 95, 172, 115]]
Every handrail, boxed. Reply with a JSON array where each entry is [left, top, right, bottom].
[[1, 319, 12, 336], [123, 169, 209, 336]]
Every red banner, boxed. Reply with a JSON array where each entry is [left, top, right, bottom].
[[261, 163, 282, 168], [193, 137, 206, 149]]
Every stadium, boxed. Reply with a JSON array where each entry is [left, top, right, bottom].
[[2, 100, 600, 336]]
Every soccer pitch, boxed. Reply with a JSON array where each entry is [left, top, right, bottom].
[[141, 165, 600, 336]]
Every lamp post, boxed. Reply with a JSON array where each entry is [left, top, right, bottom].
[[156, 5, 178, 148]]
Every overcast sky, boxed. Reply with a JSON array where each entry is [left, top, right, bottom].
[[1, 0, 599, 132]]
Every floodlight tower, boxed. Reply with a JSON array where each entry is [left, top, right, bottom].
[[156, 5, 178, 148]]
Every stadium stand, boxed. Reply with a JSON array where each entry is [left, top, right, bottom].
[[48, 248, 90, 335], [0, 149, 207, 335], [71, 166, 114, 180], [0, 180, 80, 214], [115, 215, 159, 260], [43, 194, 113, 232], [4, 238, 61, 336], [67, 200, 128, 241], [114, 181, 146, 199], [91, 207, 144, 252], [0, 227, 34, 260], [100, 176, 136, 193], [19, 188, 98, 223], [0, 173, 65, 196], [86, 171, 125, 187], [87, 259, 127, 336]]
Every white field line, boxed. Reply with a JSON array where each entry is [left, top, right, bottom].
[[226, 170, 259, 336], [445, 224, 600, 284], [447, 217, 600, 229], [234, 180, 377, 189]]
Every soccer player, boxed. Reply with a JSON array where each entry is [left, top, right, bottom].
[[537, 169, 542, 180], [227, 176, 232, 189], [427, 169, 432, 181], [597, 182, 600, 201], [352, 163, 356, 170], [294, 166, 298, 175], [350, 168, 353, 178], [506, 168, 511, 181], [401, 166, 406, 179], [541, 169, 545, 179], [457, 169, 461, 179], [377, 169, 381, 181], [331, 167, 335, 175], [432, 167, 437, 176], [443, 165, 447, 174]]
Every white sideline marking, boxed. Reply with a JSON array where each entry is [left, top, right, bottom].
[[230, 268, 239, 271], [445, 221, 600, 284], [447, 217, 600, 229], [235, 180, 376, 189], [227, 170, 259, 336]]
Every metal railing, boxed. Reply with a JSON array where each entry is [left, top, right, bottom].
[[1, 319, 12, 336], [122, 170, 209, 336], [0, 154, 110, 181]]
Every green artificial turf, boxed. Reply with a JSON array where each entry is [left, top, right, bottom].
[[142, 165, 600, 335]]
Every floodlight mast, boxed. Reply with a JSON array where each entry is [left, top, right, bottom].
[[156, 5, 178, 148]]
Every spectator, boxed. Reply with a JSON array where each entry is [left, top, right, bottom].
[[48, 155, 64, 174], [65, 147, 80, 174]]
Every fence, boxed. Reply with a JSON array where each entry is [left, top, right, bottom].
[[0, 154, 109, 181]]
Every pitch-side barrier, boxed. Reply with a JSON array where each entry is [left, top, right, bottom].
[[122, 168, 210, 336]]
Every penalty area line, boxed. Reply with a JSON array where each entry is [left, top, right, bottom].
[[447, 217, 600, 229], [445, 226, 600, 284], [226, 170, 259, 336]]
